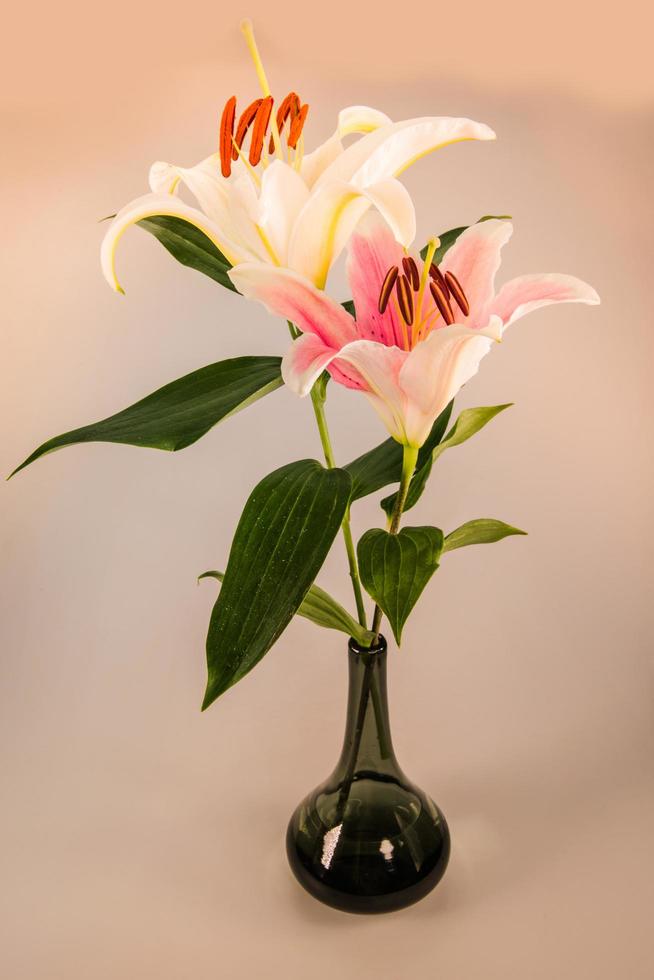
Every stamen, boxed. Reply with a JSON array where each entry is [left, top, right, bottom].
[[233, 99, 263, 160], [429, 262, 450, 298], [219, 96, 237, 178], [378, 265, 399, 314], [249, 96, 274, 167], [429, 280, 455, 325], [444, 271, 470, 316], [288, 103, 309, 149], [402, 256, 420, 291], [269, 92, 300, 153], [396, 274, 415, 326]]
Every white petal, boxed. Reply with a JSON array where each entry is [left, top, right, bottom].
[[334, 341, 411, 444], [316, 116, 496, 191], [362, 178, 416, 248], [100, 193, 250, 293], [287, 181, 371, 287], [148, 154, 230, 225], [399, 326, 496, 445], [337, 105, 393, 137], [300, 133, 343, 189], [257, 160, 310, 265]]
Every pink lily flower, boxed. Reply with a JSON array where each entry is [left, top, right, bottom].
[[230, 215, 599, 448]]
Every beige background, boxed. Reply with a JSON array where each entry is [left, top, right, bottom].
[[2, 1, 653, 977]]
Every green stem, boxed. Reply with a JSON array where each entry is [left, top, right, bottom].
[[309, 385, 368, 629], [371, 443, 419, 638]]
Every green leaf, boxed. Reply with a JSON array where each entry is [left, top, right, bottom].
[[421, 215, 512, 265], [430, 404, 513, 466], [203, 459, 352, 708], [442, 519, 527, 554], [10, 356, 282, 477], [346, 400, 453, 502], [137, 215, 236, 291], [199, 571, 374, 647], [357, 526, 444, 644]]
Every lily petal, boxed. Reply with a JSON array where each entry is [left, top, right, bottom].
[[257, 160, 310, 264], [490, 273, 600, 329], [228, 263, 357, 348], [287, 181, 371, 287], [282, 333, 342, 395], [316, 116, 496, 190], [148, 154, 230, 225], [362, 178, 416, 248], [440, 219, 513, 326], [100, 193, 250, 294], [346, 211, 406, 346], [337, 105, 393, 137], [332, 341, 410, 444], [399, 323, 499, 446]]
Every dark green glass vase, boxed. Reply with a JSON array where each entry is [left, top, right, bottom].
[[286, 636, 450, 913]]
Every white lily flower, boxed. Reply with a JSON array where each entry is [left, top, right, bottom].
[[101, 22, 495, 293]]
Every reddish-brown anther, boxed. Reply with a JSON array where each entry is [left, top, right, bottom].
[[249, 96, 274, 166], [269, 92, 301, 153], [429, 280, 455, 325], [444, 271, 470, 316], [233, 99, 264, 160], [429, 262, 450, 298], [396, 274, 415, 326], [219, 96, 237, 177], [402, 256, 420, 291], [288, 103, 309, 149], [378, 265, 399, 314]]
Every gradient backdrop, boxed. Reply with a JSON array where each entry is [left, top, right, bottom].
[[2, 2, 653, 977]]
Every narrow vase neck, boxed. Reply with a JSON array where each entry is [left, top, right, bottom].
[[337, 637, 397, 772]]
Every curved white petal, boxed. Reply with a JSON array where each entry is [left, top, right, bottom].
[[257, 160, 310, 265], [362, 178, 416, 248], [337, 105, 393, 137], [287, 181, 371, 287], [282, 333, 340, 396], [490, 273, 600, 329], [148, 154, 230, 225], [441, 219, 513, 325], [299, 107, 392, 190], [100, 193, 250, 294], [399, 325, 497, 446], [316, 116, 496, 191], [300, 133, 343, 189], [228, 263, 357, 348]]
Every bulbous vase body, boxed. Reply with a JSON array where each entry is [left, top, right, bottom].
[[286, 637, 450, 914]]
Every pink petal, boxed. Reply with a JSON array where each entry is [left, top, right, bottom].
[[440, 219, 513, 326], [281, 333, 341, 396], [228, 264, 357, 348], [490, 273, 600, 329], [346, 211, 407, 347]]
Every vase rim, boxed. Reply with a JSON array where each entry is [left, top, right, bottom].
[[348, 634, 387, 656]]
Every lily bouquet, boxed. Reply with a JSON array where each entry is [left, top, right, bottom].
[[13, 23, 598, 913]]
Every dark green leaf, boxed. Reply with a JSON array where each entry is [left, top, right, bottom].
[[346, 400, 453, 502], [357, 526, 444, 644], [341, 300, 356, 317], [10, 356, 282, 477], [203, 459, 352, 708], [137, 215, 236, 291], [420, 215, 512, 265], [442, 519, 527, 553], [199, 570, 374, 646]]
